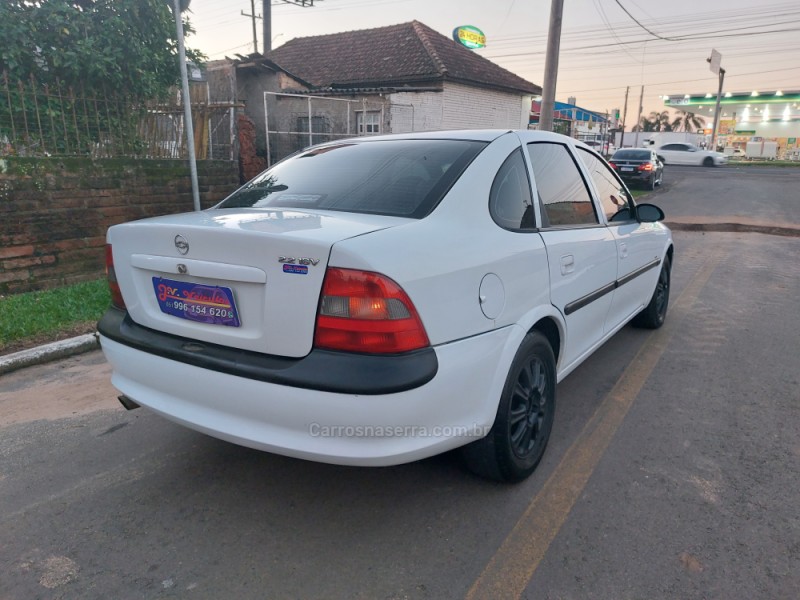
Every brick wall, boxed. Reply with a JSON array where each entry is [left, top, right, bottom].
[[0, 158, 239, 294]]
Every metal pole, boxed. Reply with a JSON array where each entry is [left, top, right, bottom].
[[307, 97, 313, 146], [711, 68, 725, 151], [172, 0, 201, 211], [539, 0, 564, 132], [263, 0, 272, 53]]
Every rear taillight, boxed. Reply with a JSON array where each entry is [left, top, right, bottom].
[[608, 162, 617, 169], [314, 268, 430, 354], [638, 163, 654, 171], [105, 244, 126, 310]]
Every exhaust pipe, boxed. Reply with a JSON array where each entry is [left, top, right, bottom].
[[118, 395, 141, 411]]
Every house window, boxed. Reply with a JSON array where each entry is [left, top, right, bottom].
[[357, 111, 381, 135]]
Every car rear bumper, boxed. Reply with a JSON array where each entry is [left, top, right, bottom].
[[618, 171, 655, 184], [98, 308, 437, 395], [99, 312, 512, 466]]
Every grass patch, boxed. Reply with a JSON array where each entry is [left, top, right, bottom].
[[0, 279, 109, 348]]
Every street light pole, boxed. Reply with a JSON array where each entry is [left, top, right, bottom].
[[171, 0, 201, 211], [539, 0, 564, 132], [711, 68, 725, 151], [708, 49, 725, 151]]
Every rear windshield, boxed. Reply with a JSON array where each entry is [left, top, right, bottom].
[[612, 150, 650, 160], [217, 139, 487, 218]]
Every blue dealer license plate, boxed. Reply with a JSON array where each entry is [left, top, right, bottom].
[[153, 277, 240, 327]]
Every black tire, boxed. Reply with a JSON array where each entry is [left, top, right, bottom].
[[703, 156, 714, 167], [632, 255, 671, 329], [462, 331, 556, 482], [647, 173, 656, 191]]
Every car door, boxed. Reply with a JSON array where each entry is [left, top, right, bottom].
[[672, 144, 693, 165], [524, 140, 618, 370], [575, 148, 665, 331]]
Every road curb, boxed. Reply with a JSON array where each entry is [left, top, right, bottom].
[[0, 332, 100, 376], [665, 221, 800, 238]]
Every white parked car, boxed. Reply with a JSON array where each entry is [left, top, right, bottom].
[[656, 142, 727, 167], [99, 130, 673, 482]]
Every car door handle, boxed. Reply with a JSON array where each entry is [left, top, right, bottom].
[[619, 243, 628, 259], [560, 254, 575, 275]]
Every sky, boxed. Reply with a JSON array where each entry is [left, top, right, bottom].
[[184, 0, 800, 126]]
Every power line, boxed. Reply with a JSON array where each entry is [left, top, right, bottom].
[[612, 0, 678, 41]]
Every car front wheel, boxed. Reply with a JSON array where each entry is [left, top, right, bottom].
[[633, 255, 671, 329], [462, 331, 556, 482], [703, 156, 714, 167]]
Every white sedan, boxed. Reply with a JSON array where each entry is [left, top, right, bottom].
[[99, 130, 673, 482], [656, 142, 727, 167]]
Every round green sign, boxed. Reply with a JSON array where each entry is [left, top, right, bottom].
[[453, 26, 486, 50]]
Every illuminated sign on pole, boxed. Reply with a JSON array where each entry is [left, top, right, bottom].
[[453, 26, 486, 49]]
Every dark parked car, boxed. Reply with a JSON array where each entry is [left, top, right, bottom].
[[609, 149, 663, 190]]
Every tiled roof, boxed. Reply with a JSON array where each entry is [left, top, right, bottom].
[[265, 21, 540, 95]]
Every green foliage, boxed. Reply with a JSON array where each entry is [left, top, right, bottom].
[[0, 278, 109, 346], [0, 0, 203, 100]]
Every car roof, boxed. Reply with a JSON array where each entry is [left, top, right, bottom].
[[308, 129, 592, 148]]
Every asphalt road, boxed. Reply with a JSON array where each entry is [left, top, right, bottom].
[[654, 164, 800, 227], [1, 169, 799, 599]]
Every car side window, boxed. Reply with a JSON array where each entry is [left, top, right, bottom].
[[526, 142, 598, 227], [489, 149, 536, 231], [575, 147, 634, 223]]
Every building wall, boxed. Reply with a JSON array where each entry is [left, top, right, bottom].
[[0, 158, 239, 294], [441, 82, 530, 130], [388, 90, 444, 132], [388, 83, 531, 133]]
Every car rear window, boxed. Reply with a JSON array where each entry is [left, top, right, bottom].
[[612, 150, 650, 160], [217, 139, 487, 218]]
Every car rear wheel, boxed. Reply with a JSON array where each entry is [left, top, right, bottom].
[[703, 156, 714, 167], [647, 173, 657, 191], [462, 331, 556, 482], [633, 255, 671, 329]]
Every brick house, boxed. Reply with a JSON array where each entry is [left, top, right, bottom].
[[211, 20, 540, 167]]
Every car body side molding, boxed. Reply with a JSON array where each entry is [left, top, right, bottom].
[[564, 257, 661, 316]]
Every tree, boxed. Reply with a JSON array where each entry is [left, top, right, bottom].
[[635, 111, 674, 133], [650, 111, 673, 132], [0, 0, 203, 100], [671, 110, 706, 133]]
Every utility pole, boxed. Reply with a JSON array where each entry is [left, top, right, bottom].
[[539, 0, 564, 132], [707, 49, 725, 151], [634, 85, 644, 147], [262, 0, 272, 53], [241, 0, 260, 54], [620, 86, 629, 149]]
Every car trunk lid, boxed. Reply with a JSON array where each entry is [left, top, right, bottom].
[[108, 208, 408, 357]]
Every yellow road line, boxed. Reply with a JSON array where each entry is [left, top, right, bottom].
[[466, 247, 724, 600]]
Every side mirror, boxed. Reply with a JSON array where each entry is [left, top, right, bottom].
[[636, 203, 665, 223]]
